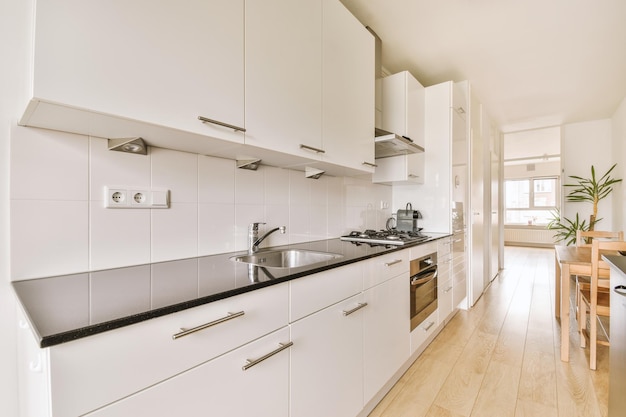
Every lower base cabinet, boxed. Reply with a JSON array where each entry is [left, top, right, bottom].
[[363, 274, 410, 400], [290, 294, 365, 417], [87, 327, 291, 417]]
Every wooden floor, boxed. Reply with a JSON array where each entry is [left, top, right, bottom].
[[369, 246, 609, 417]]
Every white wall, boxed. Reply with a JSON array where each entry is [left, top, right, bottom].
[[561, 119, 614, 230], [612, 96, 626, 232], [1, 1, 33, 415], [503, 160, 560, 180]]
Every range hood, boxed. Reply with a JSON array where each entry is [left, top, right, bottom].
[[375, 128, 424, 158]]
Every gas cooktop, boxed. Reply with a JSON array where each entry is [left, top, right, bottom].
[[340, 229, 430, 246]]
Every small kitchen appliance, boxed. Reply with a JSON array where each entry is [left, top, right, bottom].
[[396, 203, 422, 233]]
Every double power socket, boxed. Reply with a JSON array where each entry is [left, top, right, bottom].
[[105, 186, 169, 209]]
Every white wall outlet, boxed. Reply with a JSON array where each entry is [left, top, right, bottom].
[[380, 200, 390, 209], [129, 189, 150, 207], [105, 187, 128, 208], [105, 186, 170, 209]]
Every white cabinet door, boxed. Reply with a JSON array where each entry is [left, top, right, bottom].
[[87, 327, 291, 417], [452, 232, 468, 309], [321, 0, 375, 172], [410, 310, 439, 355], [381, 71, 425, 147], [438, 237, 454, 323], [31, 0, 245, 144], [372, 153, 424, 184], [291, 294, 364, 417], [245, 0, 323, 158], [363, 274, 410, 402]]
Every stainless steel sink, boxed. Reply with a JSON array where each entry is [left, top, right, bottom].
[[230, 249, 343, 269]]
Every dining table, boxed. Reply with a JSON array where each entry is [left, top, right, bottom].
[[554, 244, 617, 362], [554, 245, 592, 362]]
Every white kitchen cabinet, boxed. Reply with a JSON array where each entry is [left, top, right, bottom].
[[244, 0, 323, 159], [23, 0, 245, 146], [17, 283, 288, 417], [246, 0, 375, 173], [363, 273, 410, 402], [410, 309, 439, 355], [373, 71, 425, 184], [321, 0, 376, 172], [452, 231, 468, 309], [87, 327, 291, 417], [372, 153, 424, 184], [291, 294, 365, 417], [437, 237, 454, 324]]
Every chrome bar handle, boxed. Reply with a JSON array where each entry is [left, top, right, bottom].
[[198, 116, 246, 133], [422, 321, 435, 331], [444, 286, 453, 293], [408, 174, 420, 178], [384, 259, 402, 267], [362, 161, 378, 168], [172, 311, 245, 340], [299, 144, 326, 154], [342, 302, 368, 316], [242, 341, 293, 371]]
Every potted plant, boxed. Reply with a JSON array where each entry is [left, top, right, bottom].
[[548, 163, 622, 245]]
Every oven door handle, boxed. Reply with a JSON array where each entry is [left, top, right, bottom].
[[411, 269, 437, 286]]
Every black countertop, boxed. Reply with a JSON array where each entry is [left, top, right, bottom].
[[603, 255, 626, 275], [13, 234, 449, 348]]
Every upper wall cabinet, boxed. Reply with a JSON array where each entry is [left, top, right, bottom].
[[373, 71, 425, 184], [22, 0, 246, 147], [245, 0, 374, 173], [20, 0, 374, 176], [245, 0, 323, 159], [321, 0, 376, 172]]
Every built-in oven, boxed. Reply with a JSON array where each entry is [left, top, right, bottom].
[[410, 252, 438, 331]]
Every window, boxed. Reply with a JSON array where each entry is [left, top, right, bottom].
[[505, 177, 558, 225]]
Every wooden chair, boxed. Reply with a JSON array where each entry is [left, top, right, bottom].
[[576, 230, 624, 247], [577, 239, 626, 369], [574, 230, 623, 322]]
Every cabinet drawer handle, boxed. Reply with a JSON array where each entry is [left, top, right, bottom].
[[614, 285, 626, 296], [444, 286, 453, 293], [384, 259, 402, 267], [342, 302, 368, 316], [422, 321, 435, 331], [299, 144, 326, 154], [198, 116, 246, 133], [242, 341, 293, 371], [362, 161, 378, 168], [408, 174, 420, 178], [172, 311, 245, 340]]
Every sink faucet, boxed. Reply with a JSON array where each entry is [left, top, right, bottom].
[[248, 223, 286, 253]]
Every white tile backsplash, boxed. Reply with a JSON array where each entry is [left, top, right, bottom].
[[198, 155, 235, 204], [10, 129, 393, 279], [198, 203, 236, 255], [10, 200, 89, 279], [10, 126, 88, 201], [151, 202, 198, 262], [89, 136, 151, 201], [151, 148, 198, 203], [90, 204, 151, 270]]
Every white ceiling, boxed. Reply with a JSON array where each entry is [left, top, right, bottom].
[[340, 0, 626, 133]]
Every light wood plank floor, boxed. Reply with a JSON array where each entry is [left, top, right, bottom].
[[369, 246, 609, 417]]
